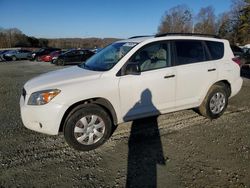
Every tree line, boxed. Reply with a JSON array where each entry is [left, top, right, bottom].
[[0, 27, 119, 49], [158, 0, 250, 45], [0, 0, 249, 49]]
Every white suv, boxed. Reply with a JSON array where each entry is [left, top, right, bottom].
[[20, 34, 243, 151]]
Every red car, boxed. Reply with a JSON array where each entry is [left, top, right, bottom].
[[40, 50, 62, 62]]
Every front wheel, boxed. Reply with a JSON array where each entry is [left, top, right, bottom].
[[12, 56, 17, 61], [35, 56, 40, 62], [198, 84, 229, 119], [63, 104, 112, 151]]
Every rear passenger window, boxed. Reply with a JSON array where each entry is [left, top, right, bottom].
[[175, 40, 206, 65], [206, 41, 224, 60]]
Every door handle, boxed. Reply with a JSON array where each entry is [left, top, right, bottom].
[[164, 75, 175, 79], [208, 68, 216, 72]]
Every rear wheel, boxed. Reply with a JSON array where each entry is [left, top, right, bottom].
[[63, 104, 112, 151], [198, 84, 229, 119], [58, 59, 65, 66]]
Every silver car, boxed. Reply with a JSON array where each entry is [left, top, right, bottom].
[[3, 49, 31, 61]]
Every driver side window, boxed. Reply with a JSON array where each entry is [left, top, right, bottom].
[[128, 42, 171, 72]]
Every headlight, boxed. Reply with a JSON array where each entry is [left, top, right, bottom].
[[28, 89, 61, 105]]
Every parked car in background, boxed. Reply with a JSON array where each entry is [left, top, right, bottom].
[[3, 49, 31, 61], [28, 48, 60, 61], [243, 48, 250, 65], [90, 48, 102, 53], [51, 50, 68, 64], [0, 50, 10, 61], [231, 45, 244, 57], [54, 49, 94, 66], [40, 50, 65, 63], [230, 45, 245, 67]]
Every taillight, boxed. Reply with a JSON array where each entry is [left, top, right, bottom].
[[232, 57, 241, 66]]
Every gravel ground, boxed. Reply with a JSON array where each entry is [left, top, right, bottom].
[[0, 61, 250, 187]]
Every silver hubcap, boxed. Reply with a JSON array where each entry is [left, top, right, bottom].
[[74, 115, 105, 145], [209, 92, 226, 114]]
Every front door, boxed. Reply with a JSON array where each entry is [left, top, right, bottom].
[[118, 41, 176, 121]]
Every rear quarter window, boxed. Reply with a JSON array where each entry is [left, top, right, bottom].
[[206, 41, 224, 60]]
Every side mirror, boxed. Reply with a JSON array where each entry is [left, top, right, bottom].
[[125, 63, 141, 75]]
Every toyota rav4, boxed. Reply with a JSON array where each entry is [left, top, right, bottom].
[[20, 33, 243, 151]]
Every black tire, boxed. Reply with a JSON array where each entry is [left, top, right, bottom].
[[198, 84, 229, 119], [12, 56, 17, 61], [35, 56, 40, 62], [58, 59, 65, 66], [63, 104, 112, 151]]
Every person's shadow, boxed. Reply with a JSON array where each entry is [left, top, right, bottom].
[[125, 89, 165, 188]]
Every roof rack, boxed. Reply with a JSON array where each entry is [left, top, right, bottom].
[[128, 35, 153, 39], [155, 33, 220, 39]]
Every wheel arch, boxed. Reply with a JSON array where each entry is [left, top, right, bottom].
[[59, 97, 118, 132], [199, 79, 231, 107], [212, 80, 231, 97]]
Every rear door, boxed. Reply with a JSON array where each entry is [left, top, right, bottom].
[[77, 50, 85, 62], [64, 51, 76, 63], [174, 40, 217, 108], [21, 50, 30, 59]]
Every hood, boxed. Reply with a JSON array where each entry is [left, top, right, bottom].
[[24, 66, 102, 94]]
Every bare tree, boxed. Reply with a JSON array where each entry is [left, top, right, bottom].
[[158, 5, 193, 34], [194, 6, 217, 34], [217, 12, 232, 38], [239, 1, 250, 44]]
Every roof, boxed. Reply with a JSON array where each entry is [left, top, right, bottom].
[[118, 34, 225, 44]]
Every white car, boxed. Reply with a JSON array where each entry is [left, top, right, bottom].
[[20, 34, 243, 151]]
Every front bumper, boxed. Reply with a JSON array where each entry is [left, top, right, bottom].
[[20, 95, 68, 135]]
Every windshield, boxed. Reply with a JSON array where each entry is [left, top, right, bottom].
[[79, 42, 138, 71]]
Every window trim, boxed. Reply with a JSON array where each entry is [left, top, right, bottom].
[[202, 41, 213, 61], [205, 40, 225, 61]]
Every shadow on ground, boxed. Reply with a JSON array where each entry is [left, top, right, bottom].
[[126, 117, 166, 187], [125, 89, 166, 187]]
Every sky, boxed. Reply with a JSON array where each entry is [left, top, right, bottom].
[[0, 0, 232, 39]]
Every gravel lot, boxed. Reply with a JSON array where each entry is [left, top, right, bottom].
[[0, 61, 250, 187]]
